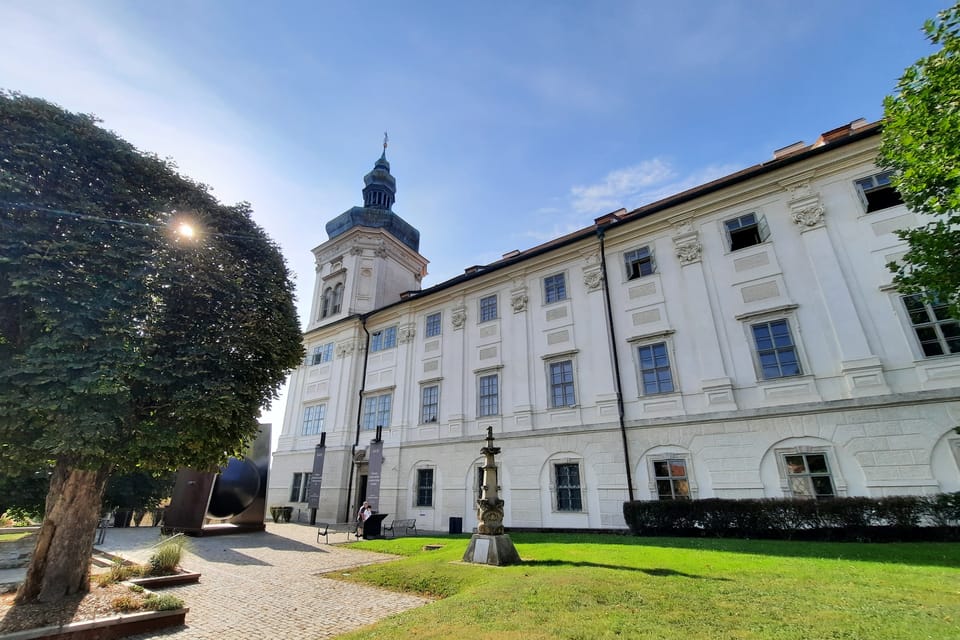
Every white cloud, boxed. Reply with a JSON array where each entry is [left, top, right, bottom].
[[571, 159, 676, 215], [570, 160, 740, 217]]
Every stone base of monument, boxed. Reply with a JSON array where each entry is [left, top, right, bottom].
[[462, 533, 521, 566]]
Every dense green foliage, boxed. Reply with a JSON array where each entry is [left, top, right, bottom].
[[0, 91, 304, 476], [0, 468, 49, 519], [103, 472, 175, 512], [621, 493, 960, 540], [880, 3, 960, 316], [335, 533, 960, 640]]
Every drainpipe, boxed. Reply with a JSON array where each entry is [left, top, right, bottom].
[[597, 226, 635, 501], [343, 316, 371, 522]]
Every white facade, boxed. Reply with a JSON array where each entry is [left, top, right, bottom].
[[271, 121, 960, 531]]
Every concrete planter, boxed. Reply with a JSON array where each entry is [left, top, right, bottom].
[[0, 534, 38, 570], [0, 607, 188, 640], [128, 572, 201, 588]]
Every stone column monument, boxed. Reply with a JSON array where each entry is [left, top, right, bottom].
[[462, 427, 521, 565]]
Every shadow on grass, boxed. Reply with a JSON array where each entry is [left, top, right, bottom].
[[521, 559, 731, 580], [510, 533, 960, 570]]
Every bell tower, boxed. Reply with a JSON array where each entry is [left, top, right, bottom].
[[308, 136, 428, 330]]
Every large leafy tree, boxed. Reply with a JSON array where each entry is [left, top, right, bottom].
[[879, 2, 960, 317], [0, 92, 304, 603]]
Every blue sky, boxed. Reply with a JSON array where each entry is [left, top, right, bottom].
[[0, 0, 945, 427]]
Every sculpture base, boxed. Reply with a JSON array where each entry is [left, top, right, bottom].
[[462, 533, 521, 566]]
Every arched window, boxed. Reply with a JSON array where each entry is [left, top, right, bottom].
[[332, 283, 344, 314], [321, 287, 333, 319]]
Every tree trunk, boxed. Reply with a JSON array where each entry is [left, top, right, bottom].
[[15, 460, 109, 604]]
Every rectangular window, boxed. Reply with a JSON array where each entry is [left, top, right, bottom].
[[624, 246, 655, 279], [903, 294, 960, 357], [480, 295, 498, 322], [416, 468, 434, 507], [478, 373, 499, 416], [302, 404, 326, 435], [289, 472, 311, 502], [549, 360, 576, 407], [555, 463, 582, 511], [637, 342, 674, 394], [855, 171, 903, 213], [725, 212, 769, 251], [362, 392, 392, 430], [544, 273, 567, 304], [425, 312, 441, 338], [421, 384, 439, 423], [784, 453, 834, 499], [653, 459, 690, 500], [370, 326, 397, 352], [751, 319, 802, 379], [308, 343, 334, 365]]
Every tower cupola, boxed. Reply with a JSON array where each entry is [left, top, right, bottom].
[[324, 133, 420, 252], [362, 136, 396, 210]]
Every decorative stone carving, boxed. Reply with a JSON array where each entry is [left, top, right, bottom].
[[583, 267, 603, 291], [510, 291, 528, 313], [673, 233, 702, 265], [398, 324, 416, 344], [451, 306, 467, 330], [350, 246, 364, 256], [791, 202, 825, 228], [336, 339, 366, 357], [374, 243, 388, 258]]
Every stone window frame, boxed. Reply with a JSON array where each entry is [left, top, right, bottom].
[[542, 351, 579, 409], [774, 445, 847, 498], [479, 294, 499, 323], [301, 403, 327, 436], [414, 466, 435, 508], [645, 452, 697, 500], [900, 293, 960, 358], [420, 382, 440, 424], [853, 170, 903, 213], [307, 342, 334, 366], [289, 472, 311, 503], [550, 457, 586, 513], [424, 311, 442, 338], [723, 211, 770, 252], [543, 271, 568, 305], [628, 331, 679, 397], [624, 245, 656, 280], [477, 370, 500, 417], [369, 325, 398, 352], [320, 282, 344, 319], [361, 390, 393, 431], [736, 307, 807, 383]]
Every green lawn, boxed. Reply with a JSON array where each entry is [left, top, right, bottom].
[[0, 532, 31, 542], [331, 533, 960, 640]]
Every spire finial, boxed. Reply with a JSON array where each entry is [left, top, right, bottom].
[[383, 131, 389, 151]]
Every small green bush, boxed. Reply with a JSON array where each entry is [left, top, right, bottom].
[[143, 593, 184, 611], [111, 594, 143, 612], [623, 491, 960, 541], [148, 534, 187, 575], [128, 584, 145, 593]]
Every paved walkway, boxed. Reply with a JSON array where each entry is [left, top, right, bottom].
[[39, 522, 430, 639]]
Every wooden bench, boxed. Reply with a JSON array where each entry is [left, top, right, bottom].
[[383, 518, 417, 538]]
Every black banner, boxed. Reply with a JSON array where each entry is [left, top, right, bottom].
[[367, 440, 383, 512], [307, 443, 325, 509]]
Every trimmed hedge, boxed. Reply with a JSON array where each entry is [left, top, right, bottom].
[[623, 492, 960, 541]]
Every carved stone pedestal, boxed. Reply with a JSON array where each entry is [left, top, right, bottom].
[[462, 533, 521, 566]]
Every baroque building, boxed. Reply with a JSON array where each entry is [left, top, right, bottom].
[[269, 121, 960, 531]]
